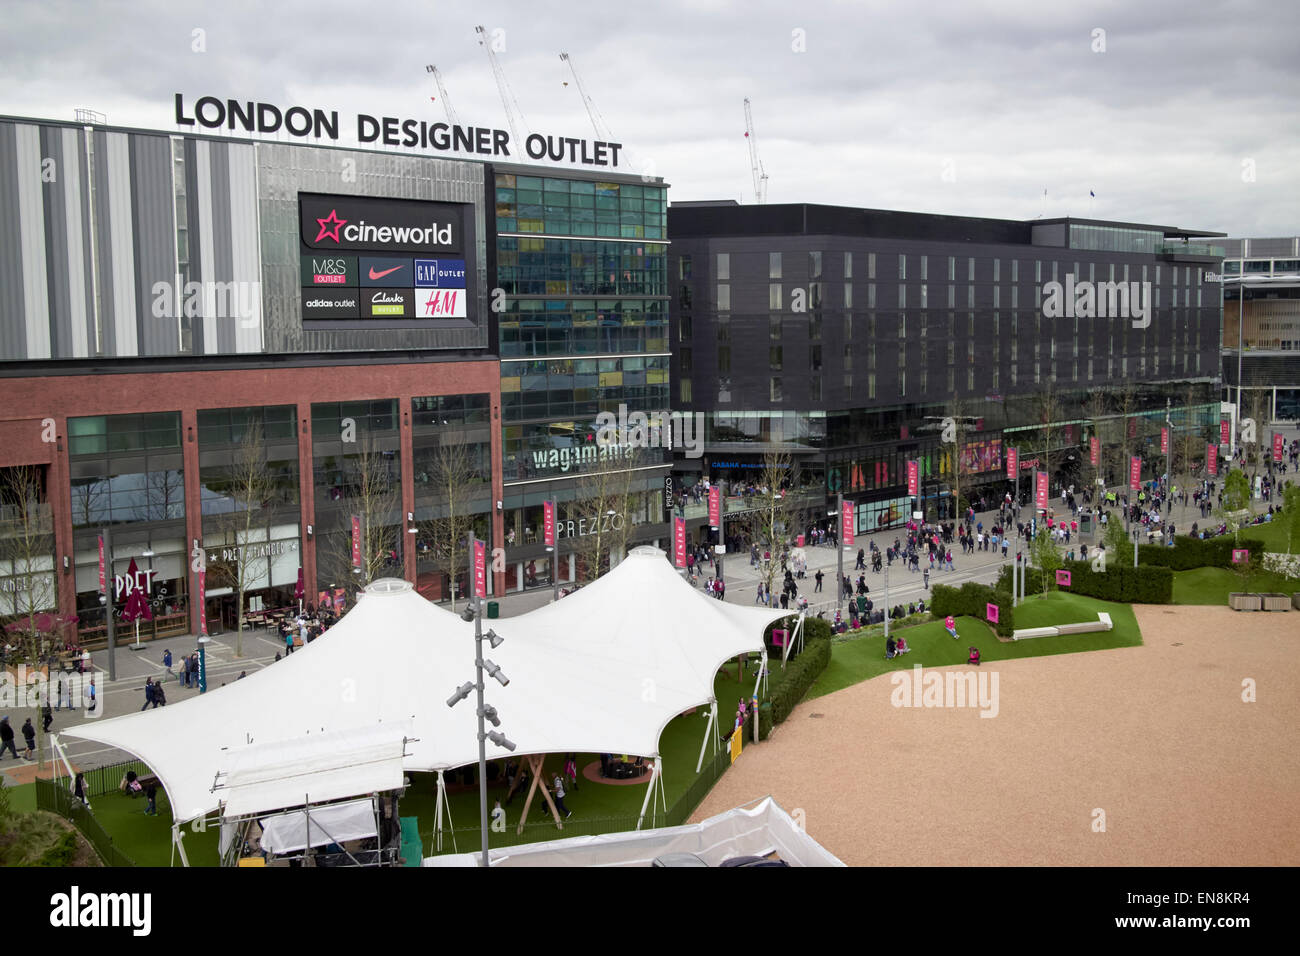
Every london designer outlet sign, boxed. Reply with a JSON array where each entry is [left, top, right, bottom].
[[175, 93, 624, 168]]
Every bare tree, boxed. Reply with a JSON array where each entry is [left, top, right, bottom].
[[0, 466, 57, 665], [943, 398, 969, 519], [1244, 390, 1270, 478], [1175, 385, 1205, 493], [1085, 389, 1110, 496], [747, 449, 804, 600], [1112, 384, 1140, 490], [206, 422, 274, 658], [1034, 377, 1063, 493], [567, 445, 641, 584], [318, 436, 401, 608], [419, 434, 481, 612]]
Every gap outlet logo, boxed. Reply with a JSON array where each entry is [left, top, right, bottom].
[[414, 259, 467, 288]]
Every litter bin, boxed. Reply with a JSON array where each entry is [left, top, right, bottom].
[[487, 601, 499, 619], [1079, 513, 1093, 534]]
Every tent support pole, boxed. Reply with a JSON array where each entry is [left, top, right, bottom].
[[173, 823, 191, 867], [434, 770, 445, 852], [636, 760, 661, 830], [695, 700, 717, 773], [751, 651, 766, 702]]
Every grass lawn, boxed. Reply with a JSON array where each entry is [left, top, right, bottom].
[[809, 592, 1143, 699], [1233, 519, 1298, 555], [88, 788, 219, 867], [1172, 567, 1300, 605]]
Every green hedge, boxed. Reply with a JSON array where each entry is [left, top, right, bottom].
[[930, 582, 1014, 637], [761, 636, 831, 737], [998, 559, 1172, 603], [1138, 536, 1266, 571], [1059, 560, 1173, 603]]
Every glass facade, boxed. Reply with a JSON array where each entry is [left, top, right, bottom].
[[1069, 225, 1161, 254], [494, 175, 665, 239]]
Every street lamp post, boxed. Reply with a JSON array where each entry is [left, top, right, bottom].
[[100, 525, 116, 682], [449, 531, 514, 868], [834, 493, 844, 617]]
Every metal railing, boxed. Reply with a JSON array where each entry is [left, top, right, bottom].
[[34, 776, 138, 867]]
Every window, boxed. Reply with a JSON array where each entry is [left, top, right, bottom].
[[868, 283, 876, 309], [679, 284, 692, 309], [899, 284, 907, 309], [770, 315, 782, 341], [810, 345, 822, 372], [1012, 260, 1019, 282], [717, 284, 730, 310], [844, 252, 853, 279], [810, 376, 821, 402], [844, 313, 852, 340], [717, 252, 730, 280], [679, 256, 692, 280], [968, 258, 975, 281], [770, 346, 783, 370], [993, 259, 1000, 282], [844, 283, 853, 308], [920, 256, 928, 280], [867, 372, 876, 399], [868, 252, 876, 280], [679, 314, 691, 343], [717, 345, 730, 375], [681, 378, 692, 402], [769, 252, 783, 279], [810, 251, 822, 278], [948, 256, 956, 281], [770, 377, 782, 402], [769, 284, 783, 309], [899, 254, 907, 280], [810, 313, 822, 340]]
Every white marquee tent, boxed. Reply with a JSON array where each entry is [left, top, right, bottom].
[[58, 548, 789, 836]]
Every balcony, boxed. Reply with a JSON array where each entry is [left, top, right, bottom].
[[1156, 241, 1224, 259]]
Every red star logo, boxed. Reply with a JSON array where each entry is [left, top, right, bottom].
[[314, 209, 348, 244]]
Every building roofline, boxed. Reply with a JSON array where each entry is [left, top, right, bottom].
[[0, 112, 666, 186]]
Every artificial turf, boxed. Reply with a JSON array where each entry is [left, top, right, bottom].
[[809, 592, 1144, 699], [1171, 566, 1300, 605]]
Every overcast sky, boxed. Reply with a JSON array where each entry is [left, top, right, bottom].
[[2, 0, 1297, 237]]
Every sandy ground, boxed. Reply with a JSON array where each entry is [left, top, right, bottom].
[[692, 605, 1300, 866]]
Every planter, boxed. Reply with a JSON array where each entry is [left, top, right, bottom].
[[1259, 593, 1291, 612], [1228, 593, 1262, 611], [1293, 592, 1300, 611]]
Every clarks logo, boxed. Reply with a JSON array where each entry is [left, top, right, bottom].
[[50, 886, 151, 936]]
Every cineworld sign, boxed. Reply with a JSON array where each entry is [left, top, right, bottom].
[[300, 195, 462, 253], [175, 93, 624, 168]]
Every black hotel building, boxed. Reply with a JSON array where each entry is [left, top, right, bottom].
[[669, 201, 1226, 534]]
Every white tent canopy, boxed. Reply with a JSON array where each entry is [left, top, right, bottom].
[[60, 549, 788, 824]]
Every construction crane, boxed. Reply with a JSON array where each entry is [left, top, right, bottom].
[[424, 64, 460, 127], [476, 25, 530, 148], [559, 52, 613, 141], [743, 97, 769, 204]]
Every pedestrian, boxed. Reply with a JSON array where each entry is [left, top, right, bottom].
[[491, 800, 506, 829], [564, 753, 579, 792], [238, 670, 247, 680], [153, 682, 166, 707], [21, 717, 36, 759], [73, 772, 87, 805], [814, 569, 823, 592], [141, 677, 155, 711], [86, 678, 96, 713], [162, 648, 174, 682], [0, 717, 17, 760], [552, 772, 572, 819], [285, 626, 295, 656], [42, 700, 53, 733], [923, 568, 930, 589], [144, 780, 158, 816]]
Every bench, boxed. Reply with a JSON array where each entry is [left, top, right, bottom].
[[1012, 612, 1113, 641]]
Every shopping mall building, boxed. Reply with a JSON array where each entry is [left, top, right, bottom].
[[0, 107, 669, 644], [668, 202, 1227, 542]]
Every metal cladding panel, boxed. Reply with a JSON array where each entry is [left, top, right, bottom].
[[256, 143, 488, 355], [15, 123, 51, 358], [39, 126, 70, 357], [60, 128, 92, 357], [208, 142, 236, 354], [129, 132, 178, 356], [226, 142, 264, 353], [194, 139, 218, 354], [103, 131, 139, 357], [0, 123, 28, 360]]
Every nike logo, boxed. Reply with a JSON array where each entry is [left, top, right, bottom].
[[368, 265, 404, 280]]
